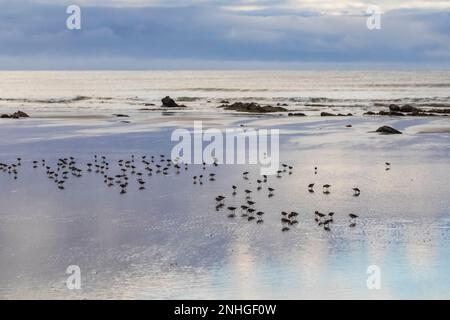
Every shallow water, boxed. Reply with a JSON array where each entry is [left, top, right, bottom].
[[0, 114, 449, 299]]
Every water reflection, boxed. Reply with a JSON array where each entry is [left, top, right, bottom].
[[0, 118, 449, 299]]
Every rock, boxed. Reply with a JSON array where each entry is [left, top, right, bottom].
[[410, 111, 436, 117], [429, 108, 450, 114], [320, 112, 337, 116], [14, 111, 29, 118], [320, 112, 352, 116], [144, 103, 155, 106], [113, 114, 129, 117], [379, 110, 405, 116], [364, 111, 376, 115], [400, 104, 420, 113], [375, 126, 402, 134], [346, 124, 352, 128], [1, 110, 29, 119], [161, 96, 186, 108], [288, 112, 306, 117], [388, 104, 400, 112], [219, 102, 287, 113], [220, 100, 230, 104]]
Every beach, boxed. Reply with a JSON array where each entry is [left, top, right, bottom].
[[0, 71, 450, 299]]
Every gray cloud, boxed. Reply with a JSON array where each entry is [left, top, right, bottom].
[[0, 0, 449, 69]]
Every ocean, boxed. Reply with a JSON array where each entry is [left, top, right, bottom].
[[1, 70, 450, 115]]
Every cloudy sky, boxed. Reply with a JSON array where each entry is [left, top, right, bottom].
[[1, 0, 449, 69]]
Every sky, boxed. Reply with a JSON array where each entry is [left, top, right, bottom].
[[0, 0, 449, 69]]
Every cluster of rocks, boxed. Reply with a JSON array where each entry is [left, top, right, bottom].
[[365, 104, 450, 116], [1, 111, 29, 119], [218, 102, 287, 113]]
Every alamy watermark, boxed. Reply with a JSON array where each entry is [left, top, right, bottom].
[[66, 5, 81, 30], [366, 5, 382, 30], [171, 121, 279, 175], [66, 265, 81, 290]]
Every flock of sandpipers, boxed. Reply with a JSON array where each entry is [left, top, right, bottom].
[[212, 163, 393, 232], [0, 156, 393, 233]]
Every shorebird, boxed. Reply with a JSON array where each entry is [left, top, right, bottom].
[[353, 188, 361, 196], [288, 212, 299, 218], [281, 217, 291, 224], [282, 227, 290, 232], [349, 213, 359, 220], [227, 206, 237, 218], [215, 196, 225, 204], [308, 183, 315, 192], [322, 184, 331, 194], [315, 211, 326, 221]]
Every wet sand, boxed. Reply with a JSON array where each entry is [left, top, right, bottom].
[[0, 112, 449, 299]]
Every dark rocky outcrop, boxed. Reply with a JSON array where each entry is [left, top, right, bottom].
[[219, 102, 287, 113], [388, 104, 400, 112], [113, 114, 130, 117], [375, 126, 402, 134], [379, 110, 405, 116], [320, 112, 353, 117], [399, 104, 420, 113], [288, 112, 306, 117], [1, 110, 30, 119], [320, 112, 337, 116], [161, 96, 186, 108], [389, 104, 421, 113], [380, 105, 449, 116], [429, 108, 450, 114]]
